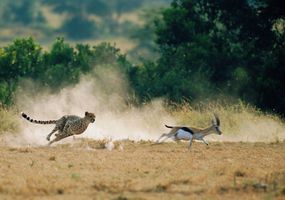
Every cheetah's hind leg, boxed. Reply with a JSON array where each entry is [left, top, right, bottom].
[[48, 132, 74, 146], [46, 127, 59, 141]]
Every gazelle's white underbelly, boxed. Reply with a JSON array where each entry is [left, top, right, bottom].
[[193, 133, 204, 140], [176, 129, 193, 140]]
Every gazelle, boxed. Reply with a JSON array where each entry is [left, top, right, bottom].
[[156, 113, 222, 148]]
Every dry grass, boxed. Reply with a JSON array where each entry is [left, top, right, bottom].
[[0, 108, 19, 135], [0, 139, 284, 199], [170, 100, 285, 142]]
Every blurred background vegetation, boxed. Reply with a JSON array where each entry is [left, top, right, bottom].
[[0, 0, 284, 118]]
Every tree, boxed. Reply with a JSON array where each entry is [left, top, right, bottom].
[[130, 0, 285, 115], [0, 37, 42, 105]]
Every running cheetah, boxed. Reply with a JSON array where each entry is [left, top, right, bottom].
[[21, 111, 96, 145]]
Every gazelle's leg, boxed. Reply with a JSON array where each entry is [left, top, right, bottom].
[[188, 136, 193, 149], [159, 133, 174, 143], [201, 138, 209, 145], [156, 133, 168, 143]]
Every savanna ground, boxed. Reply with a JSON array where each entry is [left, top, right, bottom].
[[0, 139, 284, 200]]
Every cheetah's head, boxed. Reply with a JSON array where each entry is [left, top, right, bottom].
[[85, 112, 96, 123]]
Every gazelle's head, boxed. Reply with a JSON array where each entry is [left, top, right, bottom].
[[211, 113, 222, 135]]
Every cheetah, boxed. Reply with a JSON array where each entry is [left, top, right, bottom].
[[21, 111, 96, 145]]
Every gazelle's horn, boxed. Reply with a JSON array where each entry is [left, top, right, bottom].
[[213, 113, 220, 126]]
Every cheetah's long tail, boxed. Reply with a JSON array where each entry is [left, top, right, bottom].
[[21, 112, 57, 124]]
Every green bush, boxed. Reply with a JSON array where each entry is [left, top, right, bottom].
[[0, 37, 133, 106]]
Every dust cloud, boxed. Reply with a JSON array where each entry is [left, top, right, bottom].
[[218, 113, 285, 143], [4, 67, 285, 146], [12, 67, 175, 146]]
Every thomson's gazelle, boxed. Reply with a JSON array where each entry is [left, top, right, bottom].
[[156, 113, 222, 148]]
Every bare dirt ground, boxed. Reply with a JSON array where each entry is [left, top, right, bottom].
[[0, 140, 284, 200]]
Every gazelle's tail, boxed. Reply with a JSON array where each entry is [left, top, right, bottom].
[[165, 124, 173, 128], [21, 112, 57, 124]]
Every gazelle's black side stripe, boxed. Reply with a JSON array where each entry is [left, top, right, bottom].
[[180, 127, 194, 135], [165, 125, 194, 135]]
